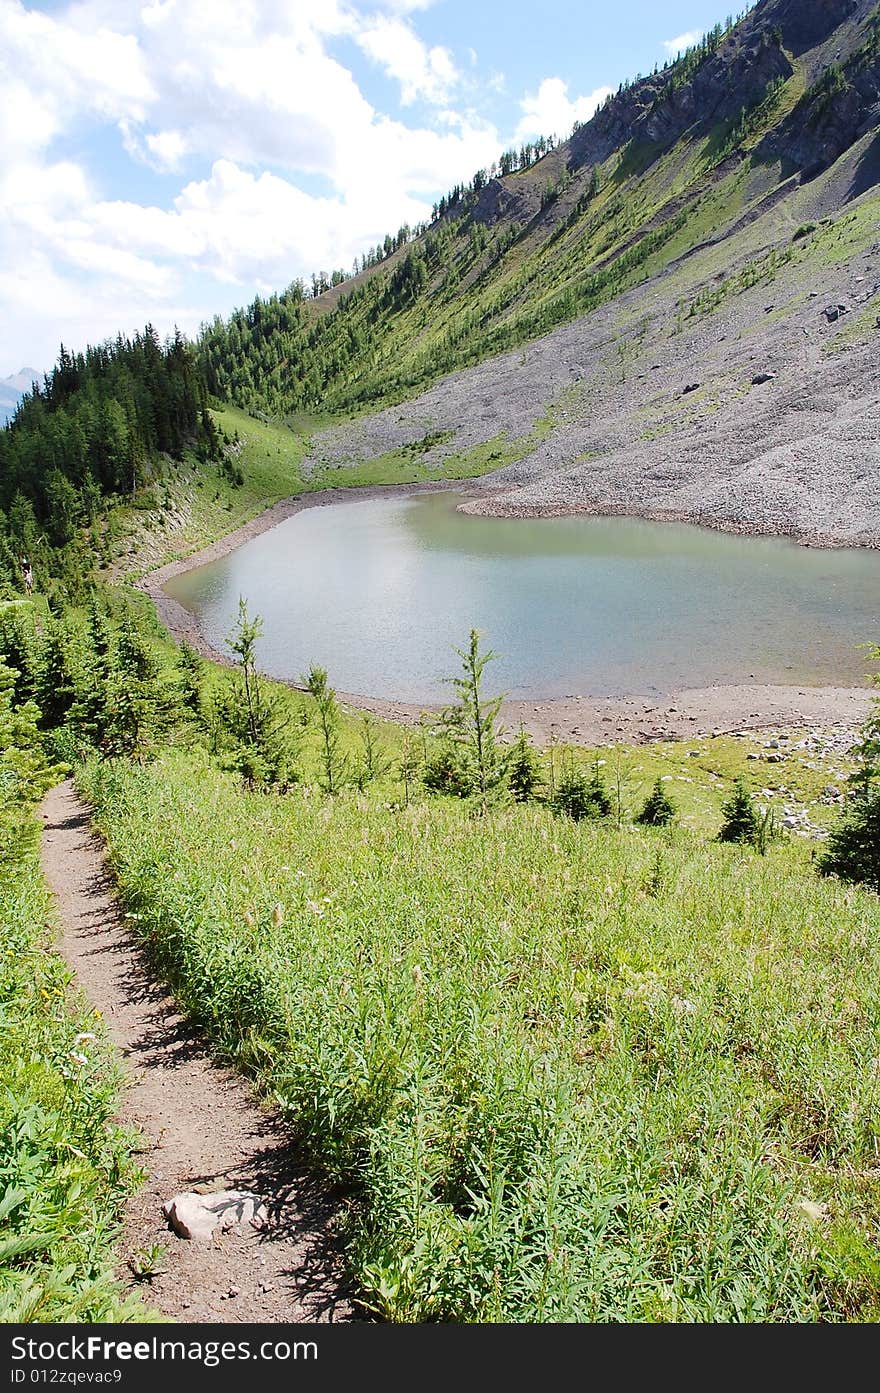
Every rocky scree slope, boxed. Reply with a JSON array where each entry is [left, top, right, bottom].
[[292, 0, 880, 543]]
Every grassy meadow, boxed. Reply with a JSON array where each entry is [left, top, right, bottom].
[[79, 744, 880, 1322]]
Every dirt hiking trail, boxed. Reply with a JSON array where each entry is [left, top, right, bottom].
[[40, 779, 353, 1324]]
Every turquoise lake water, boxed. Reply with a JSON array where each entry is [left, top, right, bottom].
[[163, 491, 880, 701]]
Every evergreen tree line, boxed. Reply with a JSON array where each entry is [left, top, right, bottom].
[[0, 599, 877, 891], [198, 216, 465, 417], [196, 6, 780, 424], [0, 328, 219, 597], [199, 187, 689, 423]]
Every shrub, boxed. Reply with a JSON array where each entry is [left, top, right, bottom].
[[635, 777, 677, 827], [423, 741, 471, 798], [507, 725, 544, 803], [819, 788, 880, 892], [717, 778, 777, 853], [717, 777, 760, 845], [553, 760, 611, 821]]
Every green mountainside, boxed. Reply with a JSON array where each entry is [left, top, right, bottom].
[[3, 0, 880, 584], [198, 0, 880, 418]]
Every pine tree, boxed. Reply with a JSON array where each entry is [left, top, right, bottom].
[[819, 645, 880, 888], [399, 729, 422, 807], [717, 778, 760, 845], [636, 777, 677, 827], [176, 640, 204, 717], [216, 599, 295, 789], [105, 620, 168, 759], [354, 714, 390, 791], [553, 757, 612, 821], [0, 660, 63, 867], [303, 664, 346, 794], [507, 724, 543, 803], [0, 608, 37, 706], [33, 617, 78, 731], [72, 598, 115, 748], [435, 629, 508, 810], [818, 788, 880, 892], [423, 740, 471, 798]]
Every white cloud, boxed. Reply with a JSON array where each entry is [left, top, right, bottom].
[[362, 0, 440, 11], [514, 78, 613, 143], [663, 29, 703, 57], [0, 0, 155, 144], [355, 15, 458, 106], [144, 130, 189, 173], [0, 0, 503, 371]]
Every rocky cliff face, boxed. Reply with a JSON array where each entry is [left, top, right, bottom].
[[768, 6, 880, 171], [770, 0, 862, 54], [467, 0, 880, 254], [472, 178, 540, 230], [562, 0, 878, 182]]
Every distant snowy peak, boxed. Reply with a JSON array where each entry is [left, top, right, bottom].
[[0, 367, 41, 425]]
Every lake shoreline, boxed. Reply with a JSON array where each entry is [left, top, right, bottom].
[[139, 482, 875, 748], [456, 493, 880, 549]]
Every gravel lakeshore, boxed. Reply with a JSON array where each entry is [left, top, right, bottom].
[[140, 484, 874, 749]]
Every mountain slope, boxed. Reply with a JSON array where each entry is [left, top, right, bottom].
[[200, 0, 880, 423], [299, 162, 880, 544], [200, 0, 880, 545]]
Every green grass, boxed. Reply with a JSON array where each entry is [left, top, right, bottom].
[[108, 404, 315, 575], [308, 426, 557, 492], [79, 746, 880, 1322], [111, 405, 551, 579], [108, 402, 570, 591], [0, 809, 146, 1322], [823, 290, 880, 356]]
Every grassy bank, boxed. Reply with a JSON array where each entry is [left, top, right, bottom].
[[110, 402, 557, 580], [80, 748, 880, 1321]]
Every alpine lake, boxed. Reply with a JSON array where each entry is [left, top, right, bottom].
[[164, 491, 880, 702]]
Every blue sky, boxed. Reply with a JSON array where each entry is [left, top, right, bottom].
[[0, 0, 732, 375]]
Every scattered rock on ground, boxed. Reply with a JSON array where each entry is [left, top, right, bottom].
[[163, 1190, 269, 1243]]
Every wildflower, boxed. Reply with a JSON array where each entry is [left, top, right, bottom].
[[74, 1032, 96, 1045], [306, 899, 324, 918], [69, 1051, 88, 1065], [795, 1198, 826, 1223]]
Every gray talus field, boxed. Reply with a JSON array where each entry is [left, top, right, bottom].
[[302, 150, 880, 544]]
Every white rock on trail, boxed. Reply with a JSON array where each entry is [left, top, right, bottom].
[[163, 1190, 269, 1242]]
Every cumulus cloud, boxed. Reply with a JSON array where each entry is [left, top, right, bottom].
[[355, 15, 458, 106], [663, 29, 703, 56], [143, 130, 189, 173], [367, 0, 440, 11], [0, 0, 154, 142], [514, 78, 613, 143], [0, 0, 515, 370]]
